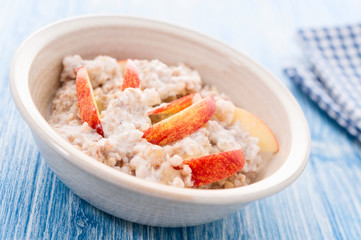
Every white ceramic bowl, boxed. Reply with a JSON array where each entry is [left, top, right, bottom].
[[10, 15, 310, 227]]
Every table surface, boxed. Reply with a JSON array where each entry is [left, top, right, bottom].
[[1, 0, 361, 239]]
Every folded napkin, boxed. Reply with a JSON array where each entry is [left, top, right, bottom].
[[284, 24, 361, 141]]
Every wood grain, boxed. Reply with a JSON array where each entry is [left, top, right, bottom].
[[1, 0, 361, 239]]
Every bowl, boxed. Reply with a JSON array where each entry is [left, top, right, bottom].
[[9, 15, 310, 227]]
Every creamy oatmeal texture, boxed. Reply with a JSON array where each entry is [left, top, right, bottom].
[[48, 55, 263, 189]]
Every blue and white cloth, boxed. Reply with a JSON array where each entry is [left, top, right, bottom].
[[284, 24, 361, 141]]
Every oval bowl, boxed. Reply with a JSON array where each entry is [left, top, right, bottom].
[[9, 15, 310, 227]]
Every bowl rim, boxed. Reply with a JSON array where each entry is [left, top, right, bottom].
[[9, 15, 310, 205]]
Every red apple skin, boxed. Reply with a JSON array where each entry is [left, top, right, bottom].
[[76, 66, 104, 137], [121, 59, 140, 91], [183, 149, 245, 187], [143, 96, 216, 146], [148, 94, 195, 115]]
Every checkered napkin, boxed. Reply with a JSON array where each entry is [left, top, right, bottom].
[[284, 24, 361, 141]]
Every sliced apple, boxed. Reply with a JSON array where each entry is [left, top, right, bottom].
[[143, 96, 216, 146], [148, 113, 174, 124], [233, 107, 279, 152], [148, 94, 195, 115], [76, 66, 104, 137], [183, 149, 245, 187], [121, 59, 140, 91], [117, 59, 126, 73]]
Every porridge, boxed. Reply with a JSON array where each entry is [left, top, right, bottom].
[[48, 55, 279, 189]]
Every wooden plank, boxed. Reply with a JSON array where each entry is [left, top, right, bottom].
[[1, 0, 361, 239]]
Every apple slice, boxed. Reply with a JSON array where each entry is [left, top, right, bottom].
[[76, 66, 104, 137], [117, 59, 126, 73], [148, 94, 195, 115], [183, 149, 245, 187], [148, 113, 174, 124], [233, 107, 279, 152], [121, 59, 140, 91], [143, 96, 216, 146]]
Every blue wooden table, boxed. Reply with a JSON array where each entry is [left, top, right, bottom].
[[1, 0, 361, 239]]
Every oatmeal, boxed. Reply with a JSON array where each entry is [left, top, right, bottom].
[[48, 55, 276, 189]]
